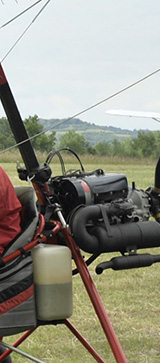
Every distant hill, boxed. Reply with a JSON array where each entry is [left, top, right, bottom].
[[40, 117, 138, 146]]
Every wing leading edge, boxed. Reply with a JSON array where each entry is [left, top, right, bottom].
[[105, 110, 160, 120]]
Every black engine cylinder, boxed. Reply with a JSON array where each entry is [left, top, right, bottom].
[[69, 205, 160, 253]]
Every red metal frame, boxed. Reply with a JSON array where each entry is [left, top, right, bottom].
[[0, 62, 128, 361], [0, 214, 128, 363], [0, 161, 129, 363], [62, 227, 127, 363], [0, 329, 36, 362]]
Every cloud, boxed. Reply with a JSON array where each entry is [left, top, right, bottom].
[[1, 1, 160, 131]]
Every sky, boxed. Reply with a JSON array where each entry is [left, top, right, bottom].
[[0, 0, 160, 131]]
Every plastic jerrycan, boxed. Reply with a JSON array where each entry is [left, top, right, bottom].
[[32, 244, 73, 320]]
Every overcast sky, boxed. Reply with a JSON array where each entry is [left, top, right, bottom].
[[0, 0, 160, 131]]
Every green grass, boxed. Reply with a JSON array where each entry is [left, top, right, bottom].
[[0, 156, 160, 362]]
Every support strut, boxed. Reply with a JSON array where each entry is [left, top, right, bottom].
[[0, 64, 39, 174]]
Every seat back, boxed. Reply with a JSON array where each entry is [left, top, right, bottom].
[[3, 186, 39, 257]]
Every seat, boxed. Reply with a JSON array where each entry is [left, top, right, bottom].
[[3, 186, 39, 257], [0, 187, 38, 336]]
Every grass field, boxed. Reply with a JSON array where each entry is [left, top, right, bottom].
[[0, 155, 160, 363]]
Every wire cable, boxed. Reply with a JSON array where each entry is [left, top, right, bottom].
[[0, 67, 160, 155], [0, 0, 44, 29], [0, 1, 160, 155], [1, 0, 52, 63]]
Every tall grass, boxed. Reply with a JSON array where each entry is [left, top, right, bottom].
[[1, 156, 160, 363], [0, 150, 157, 165]]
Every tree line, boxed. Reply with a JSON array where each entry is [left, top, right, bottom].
[[0, 115, 160, 159]]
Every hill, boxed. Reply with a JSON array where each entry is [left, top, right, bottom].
[[40, 118, 138, 146]]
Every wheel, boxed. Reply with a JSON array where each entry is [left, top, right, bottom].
[[0, 346, 12, 362]]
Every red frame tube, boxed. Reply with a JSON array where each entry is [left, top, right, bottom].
[[0, 222, 128, 362], [0, 62, 127, 362], [0, 192, 127, 361], [62, 227, 127, 363], [64, 319, 106, 363], [2, 219, 61, 265], [0, 329, 36, 361]]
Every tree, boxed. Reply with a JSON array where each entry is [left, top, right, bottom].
[[112, 139, 124, 156], [131, 131, 155, 158], [94, 141, 111, 156], [117, 138, 135, 157], [153, 131, 160, 159], [0, 117, 15, 150], [59, 130, 94, 154], [24, 115, 56, 152]]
